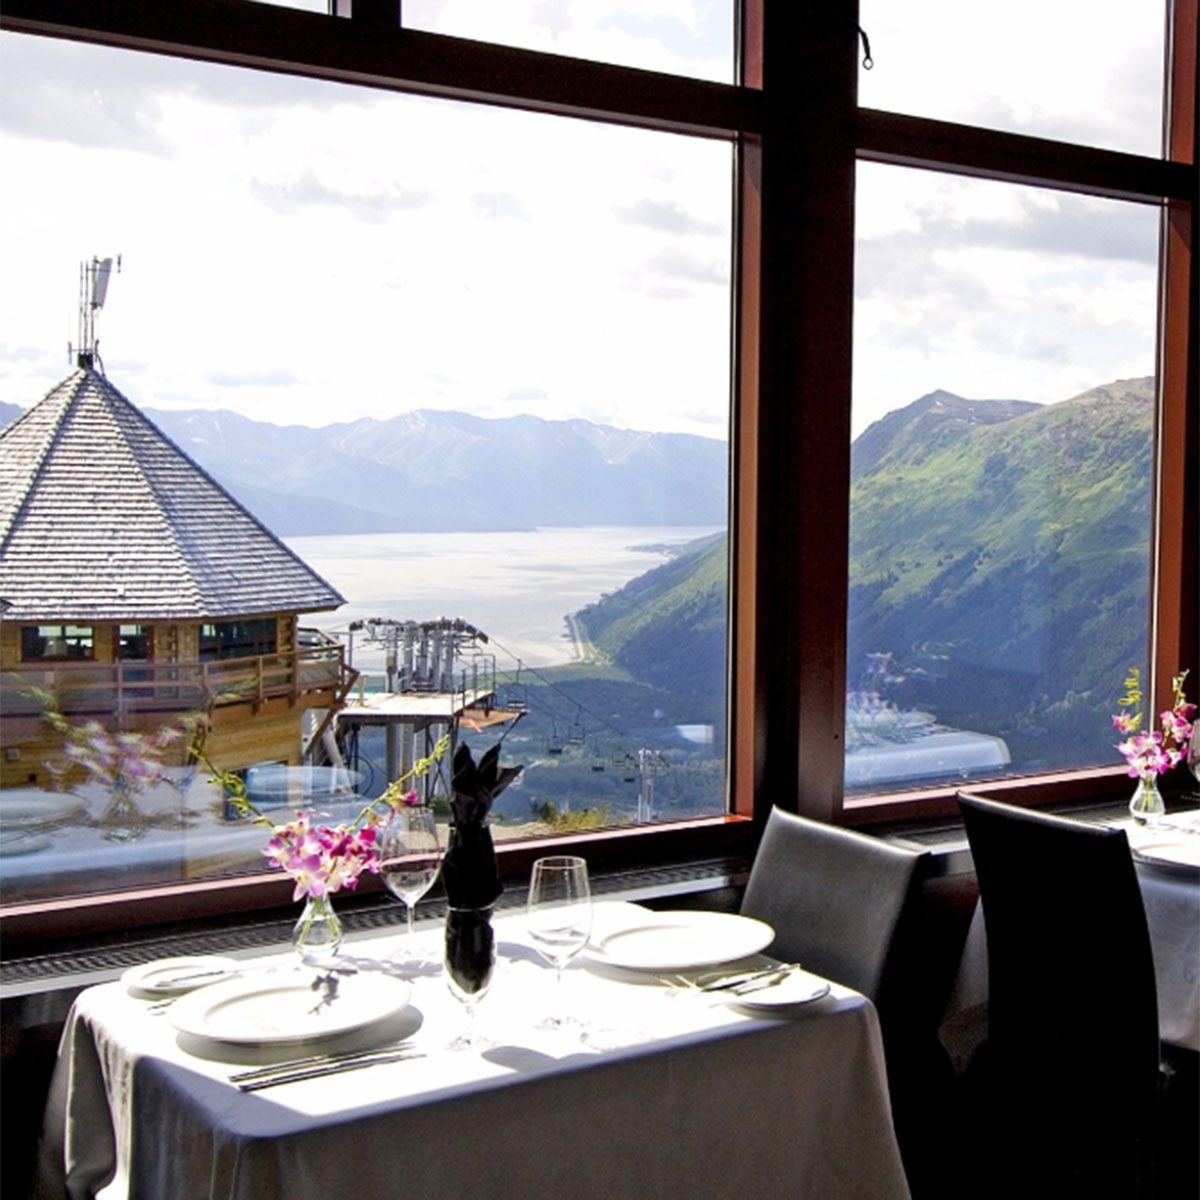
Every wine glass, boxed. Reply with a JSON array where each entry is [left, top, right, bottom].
[[379, 805, 442, 960], [526, 856, 592, 1031]]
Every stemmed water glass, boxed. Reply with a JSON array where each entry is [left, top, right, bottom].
[[379, 805, 442, 960], [526, 855, 592, 1031]]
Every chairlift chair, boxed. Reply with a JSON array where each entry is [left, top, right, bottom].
[[568, 711, 585, 744]]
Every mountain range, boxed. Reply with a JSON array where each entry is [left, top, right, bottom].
[[0, 398, 727, 535], [1, 374, 1160, 777], [579, 376, 1157, 775]]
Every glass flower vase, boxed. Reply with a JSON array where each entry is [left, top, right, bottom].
[[1128, 774, 1165, 824], [292, 892, 343, 966]]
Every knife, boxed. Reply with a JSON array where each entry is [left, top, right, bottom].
[[230, 1042, 417, 1082], [147, 966, 239, 990], [234, 1049, 425, 1091], [699, 963, 793, 993]]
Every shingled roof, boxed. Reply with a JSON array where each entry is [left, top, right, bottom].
[[0, 368, 345, 622]]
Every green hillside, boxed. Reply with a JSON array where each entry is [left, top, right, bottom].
[[577, 377, 1157, 778], [576, 531, 727, 707], [849, 377, 1153, 770]]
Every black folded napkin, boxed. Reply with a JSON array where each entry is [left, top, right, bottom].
[[441, 743, 521, 910]]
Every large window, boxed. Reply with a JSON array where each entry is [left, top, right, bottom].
[[0, 1, 1193, 940], [847, 168, 1162, 793], [0, 16, 734, 909]]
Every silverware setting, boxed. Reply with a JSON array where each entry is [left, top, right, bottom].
[[151, 967, 240, 990], [230, 1045, 425, 1091], [661, 962, 796, 995]]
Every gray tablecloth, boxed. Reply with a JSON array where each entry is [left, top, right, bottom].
[[35, 904, 911, 1200]]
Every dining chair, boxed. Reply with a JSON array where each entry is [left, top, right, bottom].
[[740, 806, 927, 1002], [740, 807, 956, 1198], [956, 792, 1162, 1200]]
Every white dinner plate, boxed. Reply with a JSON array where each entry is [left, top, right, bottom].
[[722, 967, 831, 1013], [587, 910, 774, 972], [0, 789, 87, 829], [123, 955, 240, 998], [169, 970, 412, 1044], [1130, 836, 1200, 875]]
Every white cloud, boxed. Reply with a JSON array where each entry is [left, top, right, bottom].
[[0, 6, 1166, 443], [858, 0, 1165, 157], [0, 32, 733, 436]]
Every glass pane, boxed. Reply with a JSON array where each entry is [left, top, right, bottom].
[[858, 0, 1166, 157], [848, 163, 1160, 793], [0, 35, 732, 903], [403, 0, 736, 84]]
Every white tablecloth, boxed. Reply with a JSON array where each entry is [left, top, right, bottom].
[[35, 904, 911, 1200]]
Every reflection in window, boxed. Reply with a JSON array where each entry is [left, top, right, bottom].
[[847, 165, 1160, 792]]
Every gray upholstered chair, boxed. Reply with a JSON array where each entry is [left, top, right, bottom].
[[741, 806, 956, 1197], [740, 805, 927, 1000]]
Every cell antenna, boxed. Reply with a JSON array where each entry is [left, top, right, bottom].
[[72, 254, 121, 370]]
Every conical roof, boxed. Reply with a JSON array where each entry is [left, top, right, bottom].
[[0, 368, 344, 621]]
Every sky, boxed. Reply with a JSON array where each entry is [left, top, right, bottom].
[[0, 1, 1165, 441]]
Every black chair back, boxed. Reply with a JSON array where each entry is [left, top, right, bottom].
[[957, 792, 1161, 1198]]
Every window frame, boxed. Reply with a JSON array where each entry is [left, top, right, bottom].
[[0, 0, 1194, 950]]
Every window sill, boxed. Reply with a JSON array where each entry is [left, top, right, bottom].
[[0, 815, 754, 958]]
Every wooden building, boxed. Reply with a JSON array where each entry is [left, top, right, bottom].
[[0, 366, 354, 788]]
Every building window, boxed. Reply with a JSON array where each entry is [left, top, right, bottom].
[[116, 625, 153, 660], [20, 625, 94, 661], [199, 620, 278, 661]]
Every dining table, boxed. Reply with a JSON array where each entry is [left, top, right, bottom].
[[33, 901, 912, 1200]]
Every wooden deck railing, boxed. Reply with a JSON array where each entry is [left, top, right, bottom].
[[1, 645, 356, 722]]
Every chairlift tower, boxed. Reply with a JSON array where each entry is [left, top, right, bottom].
[[636, 748, 667, 824], [338, 617, 513, 795]]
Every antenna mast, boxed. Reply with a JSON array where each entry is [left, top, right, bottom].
[[73, 254, 120, 370]]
